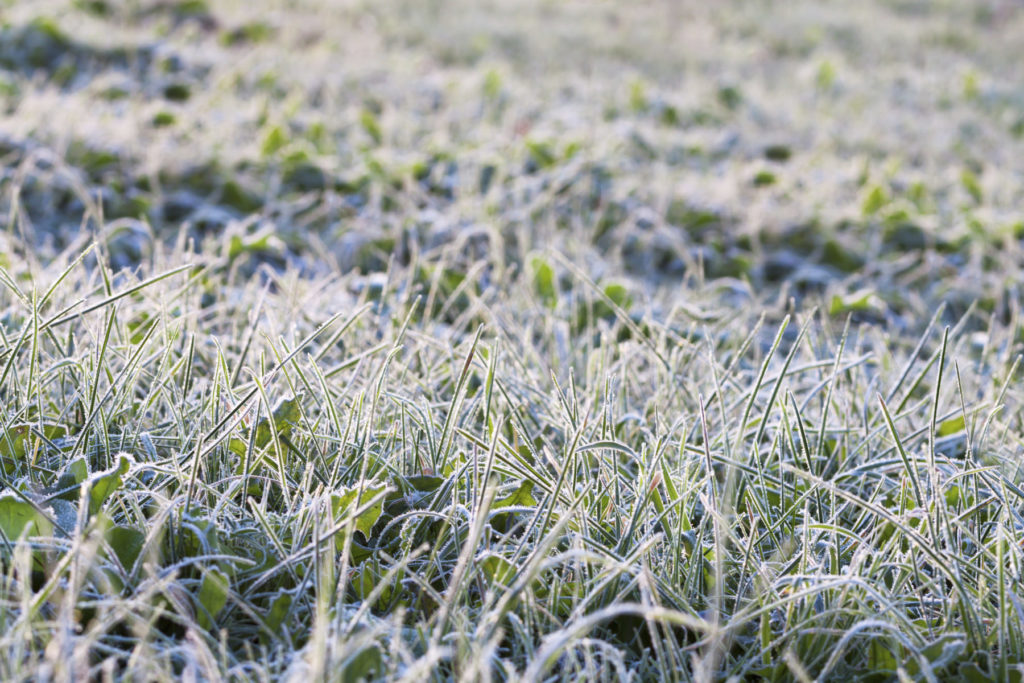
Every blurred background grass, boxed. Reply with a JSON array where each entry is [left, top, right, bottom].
[[2, 0, 1023, 326]]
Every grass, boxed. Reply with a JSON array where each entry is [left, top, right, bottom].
[[1, 0, 1024, 680]]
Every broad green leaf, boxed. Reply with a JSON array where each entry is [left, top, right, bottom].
[[603, 283, 630, 308], [55, 456, 89, 501], [0, 493, 53, 540], [868, 640, 897, 672], [403, 475, 443, 492], [349, 558, 394, 605], [0, 424, 30, 473], [197, 567, 230, 630], [958, 663, 993, 683], [919, 636, 964, 670], [479, 554, 516, 586], [945, 485, 965, 507], [49, 499, 76, 534], [106, 524, 146, 571], [260, 124, 288, 157], [350, 562, 376, 599], [67, 457, 89, 484], [39, 423, 68, 441], [341, 646, 382, 682], [331, 483, 387, 545], [493, 480, 536, 509], [862, 184, 888, 216], [718, 85, 742, 110], [230, 395, 302, 459], [258, 591, 294, 645], [0, 423, 62, 470], [266, 592, 292, 632], [88, 453, 133, 515]]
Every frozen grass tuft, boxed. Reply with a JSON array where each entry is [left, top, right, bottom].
[[2, 241, 1024, 680]]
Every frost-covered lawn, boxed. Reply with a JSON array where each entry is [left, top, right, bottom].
[[1, 1, 1024, 680]]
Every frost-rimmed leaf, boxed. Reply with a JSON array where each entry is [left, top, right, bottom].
[[87, 453, 133, 515], [331, 483, 388, 545]]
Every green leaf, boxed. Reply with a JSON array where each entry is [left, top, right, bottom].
[[331, 483, 387, 545], [526, 140, 557, 169], [945, 485, 965, 507], [717, 85, 742, 111], [959, 663, 993, 683], [127, 312, 155, 344], [628, 79, 648, 112], [0, 493, 53, 540], [152, 111, 176, 127], [763, 145, 792, 162], [0, 424, 30, 473], [341, 646, 382, 682], [230, 395, 302, 459], [961, 169, 983, 204], [493, 480, 536, 509], [479, 554, 516, 586], [530, 256, 557, 308], [603, 283, 631, 309], [88, 453, 133, 515], [862, 184, 888, 216], [816, 60, 836, 91], [482, 68, 502, 100], [55, 456, 89, 501], [919, 635, 965, 670], [227, 232, 282, 262], [221, 179, 262, 213], [163, 83, 191, 102], [220, 21, 274, 47], [0, 423, 63, 470], [266, 592, 292, 632], [106, 524, 146, 571], [829, 289, 884, 317], [962, 70, 980, 100], [403, 475, 444, 492], [938, 416, 966, 437], [868, 640, 897, 671], [39, 423, 68, 441], [360, 110, 383, 145], [260, 124, 288, 157], [350, 562, 377, 599], [197, 567, 230, 630]]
